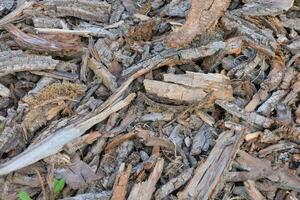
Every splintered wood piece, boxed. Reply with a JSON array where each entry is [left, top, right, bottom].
[[178, 41, 227, 60], [4, 24, 82, 55], [221, 14, 277, 47], [128, 158, 164, 200], [177, 130, 245, 200], [216, 100, 274, 128], [42, 0, 111, 23], [195, 110, 215, 126], [283, 73, 300, 105], [35, 28, 93, 37], [144, 79, 207, 103], [280, 68, 296, 89], [0, 93, 136, 176], [165, 0, 231, 48], [135, 128, 176, 151], [0, 1, 33, 28], [244, 180, 266, 200], [227, 151, 300, 192], [258, 141, 297, 157], [30, 71, 78, 81], [87, 58, 118, 92], [141, 112, 174, 122], [257, 90, 287, 116], [0, 50, 59, 76], [111, 163, 132, 200], [105, 132, 136, 151], [155, 168, 194, 200], [163, 71, 234, 101], [245, 53, 285, 112], [245, 131, 261, 141]]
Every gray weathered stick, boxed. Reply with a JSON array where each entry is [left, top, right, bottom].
[[0, 93, 136, 176]]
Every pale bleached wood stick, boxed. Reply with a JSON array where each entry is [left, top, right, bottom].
[[0, 93, 136, 176]]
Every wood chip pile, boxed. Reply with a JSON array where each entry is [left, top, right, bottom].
[[0, 0, 300, 199]]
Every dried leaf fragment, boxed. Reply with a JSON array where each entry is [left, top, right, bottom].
[[165, 0, 231, 48], [22, 82, 86, 133], [25, 82, 86, 107]]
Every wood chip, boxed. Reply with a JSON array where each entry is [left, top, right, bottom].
[[178, 130, 245, 200], [165, 0, 231, 48], [128, 158, 164, 200], [0, 50, 59, 76]]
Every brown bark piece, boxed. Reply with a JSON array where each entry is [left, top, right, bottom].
[[165, 0, 231, 48], [4, 24, 82, 56], [128, 158, 164, 200], [111, 164, 132, 200], [244, 180, 266, 200], [87, 58, 118, 92], [178, 130, 245, 200], [0, 93, 136, 176], [105, 132, 136, 151]]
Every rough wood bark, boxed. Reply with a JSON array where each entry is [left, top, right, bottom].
[[128, 158, 164, 200], [177, 130, 245, 200], [41, 0, 111, 23], [216, 100, 274, 128], [165, 0, 231, 48], [155, 168, 194, 200], [244, 180, 266, 200], [0, 1, 33, 28], [87, 58, 118, 92], [0, 50, 59, 76], [163, 71, 234, 101], [144, 79, 207, 103], [4, 24, 82, 55]]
